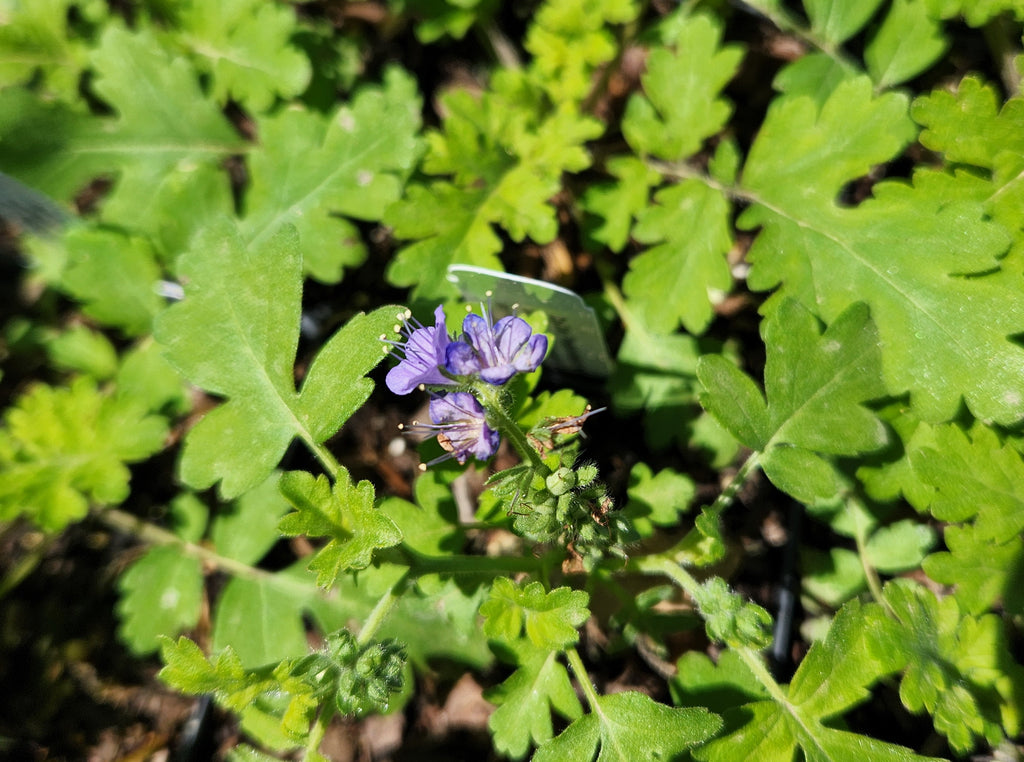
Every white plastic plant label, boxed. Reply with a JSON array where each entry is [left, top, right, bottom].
[[447, 264, 614, 377]]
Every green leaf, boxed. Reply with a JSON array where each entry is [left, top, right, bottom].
[[0, 377, 167, 531], [114, 340, 190, 417], [480, 578, 590, 651], [609, 324, 703, 450], [400, 0, 499, 43], [172, 0, 311, 112], [212, 569, 311, 669], [524, 0, 640, 105], [153, 218, 402, 498], [759, 299, 888, 458], [242, 68, 423, 282], [117, 545, 203, 655], [386, 77, 602, 299], [383, 182, 506, 300], [802, 547, 867, 608], [622, 13, 742, 160], [696, 599, 942, 762], [741, 76, 1023, 424], [671, 650, 770, 712], [0, 0, 100, 98], [623, 462, 695, 537], [0, 26, 244, 205], [694, 355, 770, 450], [210, 472, 291, 566], [44, 324, 118, 379], [911, 423, 1024, 542], [622, 180, 733, 335], [803, 0, 886, 45], [377, 470, 461, 556], [911, 76, 1024, 234], [102, 161, 235, 265], [307, 563, 492, 670], [159, 636, 318, 744], [52, 228, 165, 336], [581, 156, 660, 252], [534, 691, 721, 762], [486, 646, 583, 758], [883, 579, 1022, 753], [864, 519, 935, 573], [913, 74, 1023, 170], [278, 470, 402, 587], [923, 524, 1024, 616], [864, 0, 948, 88], [699, 300, 888, 502]]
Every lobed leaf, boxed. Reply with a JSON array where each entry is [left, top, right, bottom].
[[524, 0, 640, 105], [0, 26, 243, 206], [694, 599, 942, 762], [623, 462, 695, 538], [622, 13, 742, 160], [622, 180, 733, 335], [699, 300, 888, 502], [278, 471, 402, 588], [0, 377, 167, 531], [480, 578, 590, 651], [911, 423, 1024, 542], [535, 691, 721, 762], [117, 545, 203, 656], [172, 0, 311, 112], [242, 68, 423, 282], [154, 217, 402, 498], [385, 77, 602, 299], [742, 76, 1024, 425], [882, 579, 1024, 752], [486, 646, 583, 758]]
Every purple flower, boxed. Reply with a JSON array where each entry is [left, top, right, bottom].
[[445, 309, 548, 385], [403, 392, 499, 465], [384, 306, 454, 395]]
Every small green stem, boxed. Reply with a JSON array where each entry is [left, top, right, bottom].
[[391, 542, 553, 578], [740, 0, 854, 68], [565, 646, 602, 713], [708, 451, 761, 515], [305, 702, 337, 760], [631, 554, 701, 598], [735, 646, 789, 704], [357, 569, 411, 647], [302, 435, 343, 481], [99, 508, 276, 583]]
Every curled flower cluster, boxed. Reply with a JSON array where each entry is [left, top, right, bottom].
[[383, 303, 548, 465]]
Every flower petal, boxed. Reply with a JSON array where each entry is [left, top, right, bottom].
[[512, 333, 548, 373], [493, 316, 533, 359], [445, 340, 480, 376]]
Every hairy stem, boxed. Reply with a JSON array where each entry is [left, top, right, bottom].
[[301, 435, 344, 482], [392, 542, 553, 577], [99, 507, 275, 583], [475, 382, 548, 473], [708, 451, 761, 515], [305, 702, 337, 760]]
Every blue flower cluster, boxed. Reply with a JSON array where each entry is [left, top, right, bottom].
[[384, 304, 548, 464]]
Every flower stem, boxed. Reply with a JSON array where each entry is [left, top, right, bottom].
[[474, 382, 548, 473], [305, 703, 337, 760]]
